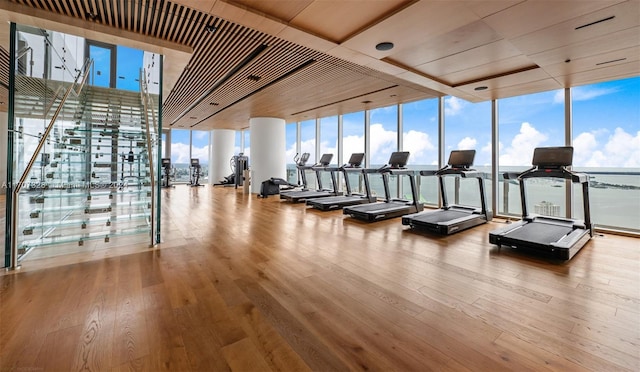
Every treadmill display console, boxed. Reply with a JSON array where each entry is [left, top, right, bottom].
[[448, 150, 475, 168], [388, 151, 410, 168], [532, 146, 573, 168], [318, 153, 333, 166], [347, 153, 365, 167]]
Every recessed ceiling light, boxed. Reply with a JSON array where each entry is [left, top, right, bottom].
[[205, 25, 217, 33], [474, 86, 488, 91], [375, 42, 394, 51], [247, 75, 261, 81]]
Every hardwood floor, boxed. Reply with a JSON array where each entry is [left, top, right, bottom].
[[1, 187, 639, 371]]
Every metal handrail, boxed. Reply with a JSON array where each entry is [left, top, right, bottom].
[[9, 58, 93, 270], [139, 68, 156, 247]]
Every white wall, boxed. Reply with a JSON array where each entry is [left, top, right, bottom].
[[250, 118, 286, 193], [209, 129, 236, 185]]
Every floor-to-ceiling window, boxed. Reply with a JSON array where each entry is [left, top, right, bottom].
[[444, 97, 492, 211], [370, 105, 398, 198], [498, 89, 565, 217], [342, 112, 366, 195], [300, 120, 316, 188], [286, 123, 298, 183], [170, 129, 191, 182], [191, 130, 209, 182], [319, 116, 338, 190], [243, 130, 250, 157], [403, 99, 439, 205], [572, 76, 640, 231]]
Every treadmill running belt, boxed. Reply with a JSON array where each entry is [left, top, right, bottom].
[[507, 223, 572, 245], [411, 210, 469, 224]]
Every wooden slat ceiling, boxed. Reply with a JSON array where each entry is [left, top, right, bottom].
[[2, 0, 639, 129]]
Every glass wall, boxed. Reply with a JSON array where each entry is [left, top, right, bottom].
[[299, 120, 316, 188], [403, 99, 439, 205], [444, 98, 492, 210], [498, 89, 565, 217], [572, 77, 640, 231], [286, 123, 298, 184], [369, 106, 398, 198], [170, 129, 191, 182], [243, 130, 250, 157], [342, 112, 366, 195], [191, 130, 209, 182], [319, 116, 338, 190]]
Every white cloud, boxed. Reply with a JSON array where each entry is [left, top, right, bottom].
[[444, 96, 464, 116], [499, 122, 548, 166], [572, 127, 640, 167], [171, 142, 209, 164], [370, 123, 397, 164], [572, 86, 618, 102], [457, 136, 477, 150], [404, 129, 436, 165]]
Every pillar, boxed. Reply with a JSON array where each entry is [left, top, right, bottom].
[[0, 112, 7, 195], [209, 129, 235, 185], [250, 117, 286, 193]]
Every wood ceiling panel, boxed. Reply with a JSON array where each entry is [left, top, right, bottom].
[[388, 20, 503, 68], [509, 1, 640, 56], [289, 0, 411, 43], [483, 0, 625, 39], [465, 78, 562, 101], [413, 40, 524, 83], [529, 26, 640, 67], [463, 0, 524, 19], [229, 0, 312, 22], [555, 60, 640, 87], [542, 46, 640, 79], [341, 1, 480, 59], [439, 55, 536, 86]]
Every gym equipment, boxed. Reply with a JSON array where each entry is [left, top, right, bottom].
[[189, 158, 205, 187], [306, 153, 376, 211], [215, 153, 249, 188], [258, 153, 309, 198], [402, 150, 492, 234], [280, 153, 341, 202], [343, 151, 423, 222], [161, 158, 174, 188], [489, 146, 593, 260]]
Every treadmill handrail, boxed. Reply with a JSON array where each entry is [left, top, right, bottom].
[[518, 166, 588, 184], [388, 169, 417, 176]]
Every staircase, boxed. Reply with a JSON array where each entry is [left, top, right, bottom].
[[12, 71, 159, 260]]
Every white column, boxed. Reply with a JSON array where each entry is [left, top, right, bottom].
[[0, 112, 8, 195], [210, 129, 236, 185], [250, 117, 286, 193]]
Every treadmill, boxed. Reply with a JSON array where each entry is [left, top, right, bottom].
[[280, 153, 342, 202], [402, 150, 492, 234], [489, 146, 593, 260], [306, 153, 376, 211], [343, 151, 423, 222]]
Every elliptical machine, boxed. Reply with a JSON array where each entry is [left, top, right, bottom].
[[189, 158, 204, 187], [161, 158, 175, 188]]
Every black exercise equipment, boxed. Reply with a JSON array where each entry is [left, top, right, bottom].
[[189, 158, 205, 187], [489, 146, 593, 260], [306, 153, 376, 211], [280, 153, 342, 202], [215, 153, 249, 188], [343, 151, 423, 222], [161, 158, 174, 188], [257, 153, 309, 198], [402, 150, 492, 234]]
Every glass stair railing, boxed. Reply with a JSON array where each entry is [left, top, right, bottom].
[[10, 60, 159, 264]]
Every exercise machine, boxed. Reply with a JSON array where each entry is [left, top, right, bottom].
[[402, 150, 492, 234], [280, 153, 341, 202], [215, 153, 249, 188], [306, 153, 376, 211], [161, 158, 175, 188], [258, 153, 309, 198], [489, 146, 593, 260], [343, 151, 423, 222], [189, 158, 205, 187]]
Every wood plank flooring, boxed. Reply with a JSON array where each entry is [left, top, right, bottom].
[[1, 187, 639, 371]]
